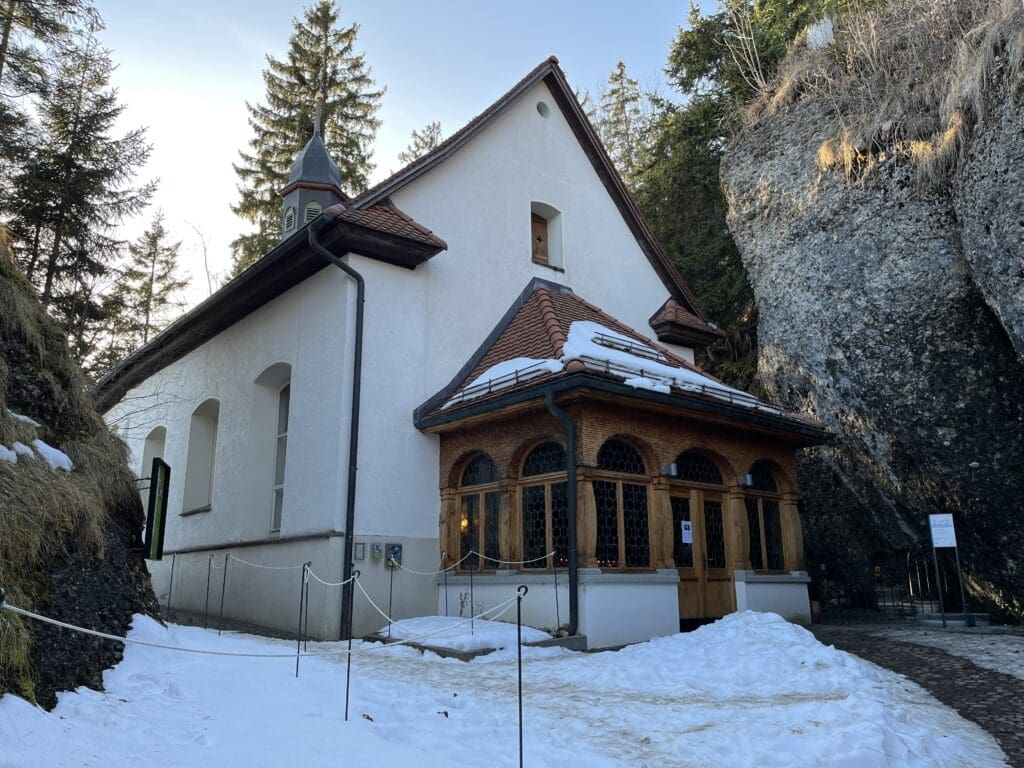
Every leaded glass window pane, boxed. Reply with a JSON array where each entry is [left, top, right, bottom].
[[622, 483, 650, 567], [704, 500, 726, 569], [594, 480, 619, 567], [675, 451, 723, 485], [484, 491, 502, 566], [764, 500, 784, 570], [596, 439, 645, 475], [462, 454, 499, 486], [523, 441, 566, 476], [671, 496, 693, 568], [460, 495, 479, 571], [522, 485, 547, 569], [745, 497, 763, 570], [749, 462, 778, 492], [551, 481, 569, 568]]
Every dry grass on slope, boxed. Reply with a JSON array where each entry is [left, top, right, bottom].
[[748, 0, 1024, 183], [0, 227, 143, 702]]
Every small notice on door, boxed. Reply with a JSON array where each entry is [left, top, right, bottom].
[[681, 520, 693, 544], [929, 514, 957, 548]]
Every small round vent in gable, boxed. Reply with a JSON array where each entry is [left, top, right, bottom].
[[536, 101, 550, 118]]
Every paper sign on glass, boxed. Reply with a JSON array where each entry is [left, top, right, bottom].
[[681, 520, 693, 544], [929, 514, 957, 548]]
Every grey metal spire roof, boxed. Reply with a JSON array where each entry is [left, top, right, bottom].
[[286, 99, 341, 189]]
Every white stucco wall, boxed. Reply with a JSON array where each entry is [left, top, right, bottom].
[[576, 569, 680, 648], [734, 571, 812, 625]]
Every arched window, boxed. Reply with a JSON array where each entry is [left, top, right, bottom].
[[520, 441, 568, 570], [530, 201, 563, 268], [458, 454, 500, 571], [745, 461, 785, 571], [594, 438, 650, 568], [183, 399, 219, 514], [251, 363, 292, 533], [669, 451, 726, 571], [304, 201, 322, 224], [141, 426, 166, 479]]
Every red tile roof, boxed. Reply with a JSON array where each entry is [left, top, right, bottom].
[[649, 298, 725, 345], [327, 200, 446, 251], [417, 280, 824, 439]]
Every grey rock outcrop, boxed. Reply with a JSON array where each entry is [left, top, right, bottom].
[[721, 69, 1024, 618]]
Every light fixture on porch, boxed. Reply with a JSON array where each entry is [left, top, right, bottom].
[[662, 462, 678, 477], [740, 473, 754, 487]]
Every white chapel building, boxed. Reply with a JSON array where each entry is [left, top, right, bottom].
[[97, 57, 828, 648]]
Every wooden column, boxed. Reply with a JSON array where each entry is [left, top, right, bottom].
[[499, 482, 518, 567], [726, 485, 751, 571], [439, 488, 458, 565], [781, 492, 803, 571], [577, 470, 598, 568], [650, 478, 674, 569]]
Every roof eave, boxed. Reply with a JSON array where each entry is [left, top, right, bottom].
[[415, 372, 832, 445], [93, 215, 444, 412]]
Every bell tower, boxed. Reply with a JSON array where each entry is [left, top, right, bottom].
[[279, 95, 346, 239]]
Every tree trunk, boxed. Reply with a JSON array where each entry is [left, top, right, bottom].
[[0, 1, 17, 89]]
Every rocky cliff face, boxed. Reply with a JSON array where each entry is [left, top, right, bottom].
[[0, 235, 159, 708], [721, 22, 1024, 618]]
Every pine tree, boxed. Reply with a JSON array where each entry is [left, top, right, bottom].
[[397, 121, 442, 165], [592, 62, 652, 187], [4, 18, 153, 365], [231, 0, 383, 273], [91, 212, 188, 377]]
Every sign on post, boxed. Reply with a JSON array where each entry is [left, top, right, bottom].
[[144, 457, 171, 560], [929, 514, 957, 548]]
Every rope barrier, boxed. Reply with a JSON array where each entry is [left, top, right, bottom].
[[391, 549, 558, 577], [0, 590, 522, 659], [306, 570, 356, 588], [225, 554, 305, 571]]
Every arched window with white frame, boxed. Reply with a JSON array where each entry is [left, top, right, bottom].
[[183, 399, 219, 514], [251, 363, 292, 534]]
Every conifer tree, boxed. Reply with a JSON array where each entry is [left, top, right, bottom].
[[231, 0, 383, 272], [396, 121, 442, 165], [91, 212, 188, 377], [592, 62, 652, 187], [4, 18, 153, 364]]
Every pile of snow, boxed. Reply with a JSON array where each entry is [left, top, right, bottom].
[[445, 357, 564, 408], [6, 409, 41, 427], [0, 611, 1004, 767], [0, 439, 74, 471], [380, 616, 550, 652], [31, 439, 73, 471]]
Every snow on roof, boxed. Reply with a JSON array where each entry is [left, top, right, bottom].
[[444, 319, 782, 415]]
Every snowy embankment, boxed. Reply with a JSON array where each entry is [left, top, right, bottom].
[[0, 612, 1005, 767]]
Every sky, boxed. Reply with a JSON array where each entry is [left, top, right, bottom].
[[97, 0, 695, 305]]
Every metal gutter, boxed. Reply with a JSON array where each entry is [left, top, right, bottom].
[[308, 219, 365, 640]]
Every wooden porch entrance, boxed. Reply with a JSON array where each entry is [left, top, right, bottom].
[[671, 489, 734, 620]]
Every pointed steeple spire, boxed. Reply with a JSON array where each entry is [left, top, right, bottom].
[[278, 96, 346, 240]]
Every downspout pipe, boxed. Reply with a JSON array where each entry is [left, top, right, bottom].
[[309, 219, 364, 640], [544, 390, 579, 636]]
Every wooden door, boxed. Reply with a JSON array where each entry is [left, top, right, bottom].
[[672, 491, 732, 620]]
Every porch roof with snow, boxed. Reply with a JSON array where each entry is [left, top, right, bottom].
[[414, 279, 829, 444]]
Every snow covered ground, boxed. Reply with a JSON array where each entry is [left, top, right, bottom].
[[0, 612, 1006, 767], [380, 615, 551, 651], [874, 626, 1024, 682]]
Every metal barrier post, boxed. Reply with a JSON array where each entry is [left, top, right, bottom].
[[387, 557, 396, 640], [165, 553, 176, 622], [295, 563, 310, 678], [469, 555, 475, 634], [517, 585, 528, 768], [443, 552, 449, 617], [218, 554, 230, 636], [203, 554, 214, 629], [345, 569, 360, 722]]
